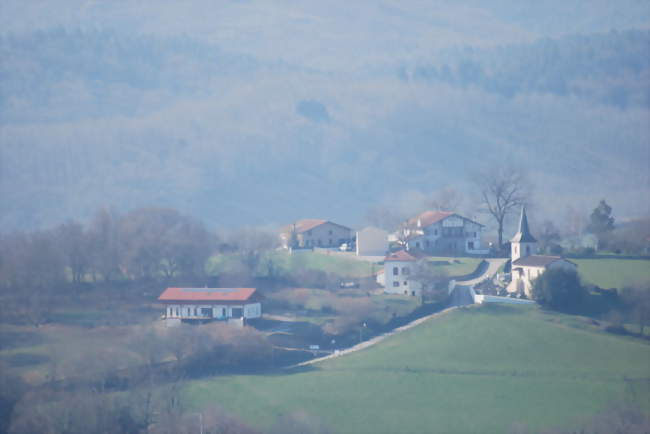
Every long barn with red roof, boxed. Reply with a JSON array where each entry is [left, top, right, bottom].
[[158, 287, 262, 322]]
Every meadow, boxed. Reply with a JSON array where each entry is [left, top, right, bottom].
[[206, 250, 483, 280], [184, 304, 650, 434], [574, 258, 650, 289]]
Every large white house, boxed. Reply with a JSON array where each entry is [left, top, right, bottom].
[[158, 287, 262, 322], [507, 208, 577, 297], [280, 219, 352, 249], [402, 211, 486, 254], [383, 250, 421, 297]]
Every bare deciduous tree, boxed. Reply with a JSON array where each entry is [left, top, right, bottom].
[[474, 164, 530, 249]]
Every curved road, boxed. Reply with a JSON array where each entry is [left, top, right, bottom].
[[451, 258, 507, 306]]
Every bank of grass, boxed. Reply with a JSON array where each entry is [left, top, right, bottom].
[[573, 258, 650, 289], [427, 256, 483, 277], [184, 304, 650, 434], [206, 250, 379, 278]]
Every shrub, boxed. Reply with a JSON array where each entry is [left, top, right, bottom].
[[532, 268, 587, 312]]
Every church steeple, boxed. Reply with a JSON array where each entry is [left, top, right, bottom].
[[511, 206, 537, 262], [511, 207, 537, 243]]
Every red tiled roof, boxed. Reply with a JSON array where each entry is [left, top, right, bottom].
[[410, 211, 454, 227], [384, 250, 417, 262], [512, 256, 577, 268], [158, 287, 257, 302], [281, 219, 351, 234]]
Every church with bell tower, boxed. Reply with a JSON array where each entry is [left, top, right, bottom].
[[507, 207, 577, 297]]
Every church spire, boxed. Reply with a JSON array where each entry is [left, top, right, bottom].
[[511, 206, 537, 243]]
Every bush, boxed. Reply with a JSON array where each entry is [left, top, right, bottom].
[[532, 268, 587, 312]]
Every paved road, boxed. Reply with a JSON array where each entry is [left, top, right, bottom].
[[450, 258, 508, 306], [450, 285, 474, 306]]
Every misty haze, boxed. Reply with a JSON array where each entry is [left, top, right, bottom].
[[1, 1, 649, 434]]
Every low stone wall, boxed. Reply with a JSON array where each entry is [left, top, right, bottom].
[[474, 294, 534, 305]]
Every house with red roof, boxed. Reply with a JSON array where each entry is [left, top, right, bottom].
[[280, 219, 352, 249], [158, 287, 262, 322], [400, 211, 486, 255], [382, 250, 421, 296]]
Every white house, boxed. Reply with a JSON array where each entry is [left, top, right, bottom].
[[507, 208, 577, 297], [280, 219, 352, 249], [158, 287, 262, 322], [356, 226, 389, 256], [383, 250, 421, 297], [402, 211, 486, 254]]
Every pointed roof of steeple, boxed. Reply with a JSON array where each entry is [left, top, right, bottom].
[[511, 206, 537, 243]]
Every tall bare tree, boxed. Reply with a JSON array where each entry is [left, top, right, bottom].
[[474, 163, 530, 249]]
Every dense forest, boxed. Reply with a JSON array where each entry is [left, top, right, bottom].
[[1, 26, 649, 231]]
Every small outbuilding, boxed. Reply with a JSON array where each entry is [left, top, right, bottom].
[[158, 287, 262, 322]]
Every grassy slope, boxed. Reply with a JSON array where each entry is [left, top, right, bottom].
[[185, 304, 650, 434], [427, 256, 482, 277], [574, 258, 650, 289], [208, 251, 483, 280]]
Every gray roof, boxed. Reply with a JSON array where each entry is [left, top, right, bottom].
[[511, 207, 537, 243], [512, 255, 575, 268]]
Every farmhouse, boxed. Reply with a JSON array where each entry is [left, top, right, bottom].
[[507, 208, 577, 297], [383, 250, 421, 296], [158, 287, 262, 322], [280, 219, 352, 249], [401, 211, 486, 254]]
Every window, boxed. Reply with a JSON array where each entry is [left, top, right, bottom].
[[425, 240, 430, 248], [193, 307, 197, 316], [526, 245, 531, 255], [474, 232, 477, 238], [329, 239, 333, 246], [200, 307, 212, 317], [175, 307, 179, 316], [328, 229, 333, 235], [416, 242, 420, 248], [393, 267, 399, 276], [402, 267, 410, 275], [468, 241, 474, 250], [434, 229, 438, 236], [393, 281, 400, 287], [317, 239, 322, 246], [404, 290, 407, 295], [403, 281, 408, 285]]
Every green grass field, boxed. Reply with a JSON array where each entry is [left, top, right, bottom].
[[184, 304, 650, 434], [206, 250, 379, 278], [574, 258, 650, 289], [427, 256, 483, 277]]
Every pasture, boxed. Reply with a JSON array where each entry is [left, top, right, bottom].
[[185, 304, 650, 434], [574, 258, 650, 289]]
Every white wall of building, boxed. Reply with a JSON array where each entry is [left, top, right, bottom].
[[356, 226, 389, 256], [165, 302, 262, 319], [383, 260, 421, 296], [299, 222, 351, 248], [406, 218, 484, 254]]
